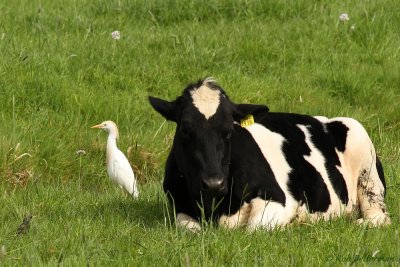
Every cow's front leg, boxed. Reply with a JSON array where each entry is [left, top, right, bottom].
[[176, 213, 201, 232], [247, 197, 295, 231], [219, 202, 251, 229]]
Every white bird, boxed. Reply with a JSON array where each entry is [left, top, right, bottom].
[[91, 120, 139, 198]]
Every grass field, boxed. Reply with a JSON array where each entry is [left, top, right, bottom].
[[1, 0, 400, 265]]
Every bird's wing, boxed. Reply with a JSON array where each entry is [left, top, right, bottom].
[[113, 150, 135, 177], [111, 149, 137, 195]]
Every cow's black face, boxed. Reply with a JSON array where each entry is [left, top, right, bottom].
[[173, 101, 234, 198], [149, 78, 269, 200]]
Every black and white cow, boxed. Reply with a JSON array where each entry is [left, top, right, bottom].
[[149, 78, 390, 231]]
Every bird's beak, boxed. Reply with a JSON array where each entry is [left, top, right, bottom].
[[91, 124, 103, 129]]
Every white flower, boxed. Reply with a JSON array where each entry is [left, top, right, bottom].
[[339, 13, 350, 22], [76, 150, 86, 156], [111, 30, 121, 40], [350, 24, 356, 31]]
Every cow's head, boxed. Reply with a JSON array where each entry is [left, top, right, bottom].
[[149, 78, 269, 200]]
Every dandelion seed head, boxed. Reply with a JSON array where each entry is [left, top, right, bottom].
[[339, 13, 350, 22], [76, 150, 86, 156], [111, 30, 121, 40]]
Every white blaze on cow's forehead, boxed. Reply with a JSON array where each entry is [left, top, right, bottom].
[[190, 82, 220, 120]]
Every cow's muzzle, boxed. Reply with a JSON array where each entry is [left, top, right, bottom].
[[201, 177, 226, 195]]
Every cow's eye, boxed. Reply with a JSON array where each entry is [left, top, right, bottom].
[[224, 130, 232, 141], [179, 127, 190, 138]]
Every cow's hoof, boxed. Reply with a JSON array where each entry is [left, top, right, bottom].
[[356, 215, 391, 227]]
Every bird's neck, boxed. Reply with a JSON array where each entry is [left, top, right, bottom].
[[106, 135, 118, 164], [107, 134, 118, 150]]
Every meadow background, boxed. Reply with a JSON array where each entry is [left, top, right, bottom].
[[1, 0, 399, 265]]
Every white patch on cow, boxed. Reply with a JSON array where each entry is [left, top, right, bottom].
[[297, 124, 347, 218], [190, 80, 220, 119], [219, 202, 251, 229], [334, 147, 357, 212], [244, 123, 298, 229], [247, 197, 294, 230], [176, 213, 201, 232], [313, 116, 329, 123]]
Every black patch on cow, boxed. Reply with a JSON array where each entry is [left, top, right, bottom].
[[163, 153, 198, 219], [257, 113, 350, 212], [326, 121, 349, 152], [308, 120, 349, 205], [284, 136, 332, 212], [376, 155, 386, 195], [258, 113, 332, 212], [228, 125, 286, 208]]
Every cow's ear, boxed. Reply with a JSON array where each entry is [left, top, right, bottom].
[[148, 96, 177, 122], [233, 103, 269, 121]]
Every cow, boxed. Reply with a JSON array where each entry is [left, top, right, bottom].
[[148, 78, 391, 231]]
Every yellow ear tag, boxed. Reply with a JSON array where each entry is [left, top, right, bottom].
[[240, 114, 255, 128]]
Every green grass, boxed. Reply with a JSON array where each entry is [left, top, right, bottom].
[[1, 0, 399, 265]]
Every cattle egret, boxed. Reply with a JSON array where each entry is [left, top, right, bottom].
[[91, 121, 139, 198]]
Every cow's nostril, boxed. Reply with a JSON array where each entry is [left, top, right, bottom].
[[202, 178, 225, 192]]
